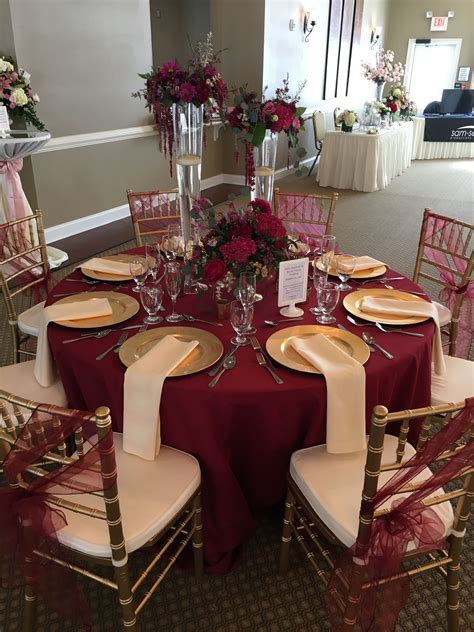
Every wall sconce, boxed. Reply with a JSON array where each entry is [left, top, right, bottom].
[[370, 26, 382, 49], [303, 11, 316, 42]]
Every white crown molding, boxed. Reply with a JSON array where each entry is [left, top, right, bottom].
[[36, 125, 158, 153]]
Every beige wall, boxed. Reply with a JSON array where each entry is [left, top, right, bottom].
[[385, 0, 473, 70], [0, 0, 15, 54]]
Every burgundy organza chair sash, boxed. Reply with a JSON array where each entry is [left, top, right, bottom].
[[326, 398, 474, 631], [0, 406, 117, 629], [424, 214, 473, 358], [277, 194, 327, 243]]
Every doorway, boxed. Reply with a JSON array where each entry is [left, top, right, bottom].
[[405, 38, 462, 113]]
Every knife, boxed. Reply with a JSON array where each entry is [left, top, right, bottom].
[[250, 336, 284, 384], [337, 323, 375, 353], [208, 344, 238, 376]]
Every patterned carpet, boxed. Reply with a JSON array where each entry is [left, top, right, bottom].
[[1, 159, 473, 630]]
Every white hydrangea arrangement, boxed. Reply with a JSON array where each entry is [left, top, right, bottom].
[[0, 56, 44, 129]]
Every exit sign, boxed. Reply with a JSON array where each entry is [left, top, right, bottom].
[[431, 16, 448, 30]]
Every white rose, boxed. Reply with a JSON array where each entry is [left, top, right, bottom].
[[0, 59, 14, 73], [19, 69, 31, 83], [33, 93, 40, 103], [11, 87, 28, 106]]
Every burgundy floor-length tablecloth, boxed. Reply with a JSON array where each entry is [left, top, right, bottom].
[[47, 253, 434, 572]]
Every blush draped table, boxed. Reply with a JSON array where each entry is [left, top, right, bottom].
[[46, 249, 434, 572]]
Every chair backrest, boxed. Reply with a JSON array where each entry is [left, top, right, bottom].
[[413, 208, 473, 355], [127, 189, 180, 247], [273, 189, 338, 240], [0, 388, 128, 568], [312, 111, 326, 143], [0, 211, 51, 359]]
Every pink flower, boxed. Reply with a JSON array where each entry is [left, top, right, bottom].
[[262, 101, 276, 117], [178, 82, 196, 102], [269, 103, 294, 133], [249, 199, 272, 214], [204, 259, 227, 283], [220, 237, 257, 264], [160, 61, 181, 78], [255, 213, 286, 239], [0, 77, 11, 91], [292, 117, 301, 129]]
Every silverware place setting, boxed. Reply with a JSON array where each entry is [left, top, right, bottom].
[[346, 314, 423, 337], [264, 317, 304, 326], [182, 314, 223, 327], [337, 323, 375, 352], [95, 332, 128, 361], [208, 345, 239, 377], [208, 355, 236, 387], [63, 329, 112, 344], [250, 336, 283, 384], [362, 332, 394, 360], [353, 276, 404, 285]]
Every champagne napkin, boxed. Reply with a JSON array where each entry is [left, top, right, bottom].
[[353, 256, 384, 272], [290, 334, 366, 454], [80, 257, 131, 277], [34, 298, 113, 387], [123, 335, 199, 460], [359, 297, 446, 375]]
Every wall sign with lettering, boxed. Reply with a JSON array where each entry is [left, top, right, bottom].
[[430, 16, 448, 31]]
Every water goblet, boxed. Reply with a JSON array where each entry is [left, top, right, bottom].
[[167, 223, 182, 260], [129, 256, 149, 293], [164, 262, 184, 323], [145, 242, 161, 281], [230, 300, 253, 346], [238, 272, 257, 334], [320, 234, 337, 272], [310, 261, 328, 316], [316, 282, 340, 324], [335, 254, 356, 291], [140, 283, 164, 325]]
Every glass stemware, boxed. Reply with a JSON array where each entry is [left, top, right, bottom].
[[145, 242, 162, 281], [238, 272, 257, 334], [319, 234, 337, 272], [164, 262, 183, 323], [129, 256, 149, 293], [140, 283, 164, 324], [310, 261, 328, 315], [230, 300, 253, 346], [316, 282, 340, 324], [335, 254, 356, 291], [167, 223, 182, 260]]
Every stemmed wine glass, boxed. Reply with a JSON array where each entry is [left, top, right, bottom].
[[164, 262, 183, 323], [319, 234, 337, 272], [140, 283, 164, 325], [145, 242, 162, 282], [335, 255, 356, 291], [167, 223, 182, 260], [238, 272, 257, 334], [316, 282, 340, 324], [129, 256, 149, 293], [310, 261, 328, 316], [230, 300, 254, 346]]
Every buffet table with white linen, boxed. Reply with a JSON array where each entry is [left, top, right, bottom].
[[317, 122, 413, 193], [412, 116, 474, 160]]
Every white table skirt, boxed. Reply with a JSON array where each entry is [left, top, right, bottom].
[[317, 123, 413, 193], [412, 117, 474, 160]]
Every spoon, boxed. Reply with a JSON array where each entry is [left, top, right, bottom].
[[208, 355, 236, 388], [183, 314, 223, 327], [63, 329, 112, 344], [264, 318, 304, 326], [375, 322, 424, 337], [362, 332, 394, 360], [383, 283, 426, 296]]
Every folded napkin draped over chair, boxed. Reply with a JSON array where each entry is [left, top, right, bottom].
[[34, 298, 112, 387], [359, 297, 446, 375], [80, 257, 131, 276], [123, 335, 199, 461], [352, 256, 384, 272], [290, 334, 366, 454]]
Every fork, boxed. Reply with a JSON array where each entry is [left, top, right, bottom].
[[375, 322, 424, 337], [383, 283, 426, 296], [95, 332, 128, 361]]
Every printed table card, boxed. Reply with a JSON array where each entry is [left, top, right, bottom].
[[278, 257, 309, 317], [0, 106, 10, 137]]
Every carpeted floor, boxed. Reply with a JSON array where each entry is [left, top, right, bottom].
[[0, 159, 473, 631]]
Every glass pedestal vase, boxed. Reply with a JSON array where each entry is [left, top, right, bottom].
[[251, 130, 277, 203], [375, 81, 386, 101]]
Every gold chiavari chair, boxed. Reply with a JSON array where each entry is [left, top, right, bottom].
[[127, 188, 180, 247], [0, 389, 203, 631], [273, 188, 338, 241], [307, 110, 326, 177], [413, 208, 473, 358], [0, 210, 51, 363], [279, 399, 473, 631]]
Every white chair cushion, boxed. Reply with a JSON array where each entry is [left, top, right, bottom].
[[431, 355, 474, 406], [0, 360, 67, 410], [47, 246, 69, 270], [290, 435, 453, 549], [18, 300, 45, 337], [56, 434, 200, 557], [434, 301, 452, 327]]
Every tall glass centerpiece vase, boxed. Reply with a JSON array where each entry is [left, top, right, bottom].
[[375, 81, 385, 101], [251, 130, 278, 203]]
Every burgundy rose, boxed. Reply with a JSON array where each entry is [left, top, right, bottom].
[[250, 199, 272, 214], [204, 259, 227, 283]]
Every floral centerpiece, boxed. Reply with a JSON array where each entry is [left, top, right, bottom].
[[191, 197, 294, 297], [227, 77, 307, 187], [362, 49, 405, 100], [336, 109, 358, 132], [132, 33, 227, 176], [373, 101, 391, 117], [385, 85, 417, 119], [0, 56, 44, 130]]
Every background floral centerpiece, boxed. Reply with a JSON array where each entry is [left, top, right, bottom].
[[336, 109, 358, 132], [373, 101, 391, 117], [385, 85, 417, 119], [133, 33, 227, 176], [227, 77, 307, 186], [361, 48, 405, 100], [0, 56, 44, 130]]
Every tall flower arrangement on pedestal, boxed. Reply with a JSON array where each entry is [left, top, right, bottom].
[[0, 56, 44, 129], [361, 49, 405, 99], [132, 33, 227, 177], [227, 77, 307, 191]]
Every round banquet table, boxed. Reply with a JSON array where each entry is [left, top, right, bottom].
[[46, 249, 434, 572]]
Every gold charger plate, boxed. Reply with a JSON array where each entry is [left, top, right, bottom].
[[82, 254, 134, 281], [316, 257, 386, 279], [343, 288, 429, 325], [118, 326, 224, 376], [265, 325, 370, 374], [53, 291, 139, 328]]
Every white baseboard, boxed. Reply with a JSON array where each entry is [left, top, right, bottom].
[[44, 160, 316, 244]]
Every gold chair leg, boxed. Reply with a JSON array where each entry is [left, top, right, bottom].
[[446, 560, 461, 631], [192, 493, 204, 579], [279, 487, 295, 575], [23, 557, 37, 632], [341, 561, 364, 630], [114, 565, 138, 630]]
